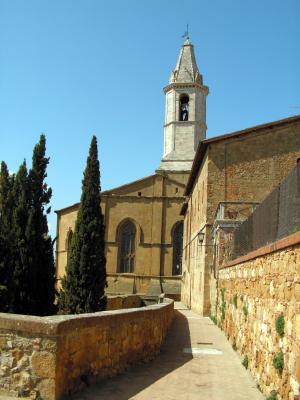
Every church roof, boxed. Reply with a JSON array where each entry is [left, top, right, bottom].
[[184, 114, 300, 196], [55, 174, 158, 214], [169, 38, 203, 84], [101, 174, 157, 195]]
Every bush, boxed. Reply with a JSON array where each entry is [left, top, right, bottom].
[[221, 288, 225, 302], [266, 390, 278, 400], [209, 314, 217, 325], [256, 383, 262, 392], [242, 355, 249, 369], [232, 341, 237, 351], [242, 305, 248, 318], [221, 301, 226, 321], [273, 351, 284, 374], [275, 314, 285, 337], [233, 294, 238, 308], [220, 288, 226, 322]]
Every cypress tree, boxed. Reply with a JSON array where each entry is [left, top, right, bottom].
[[58, 136, 107, 314], [27, 135, 55, 315], [0, 162, 14, 311], [10, 161, 32, 314]]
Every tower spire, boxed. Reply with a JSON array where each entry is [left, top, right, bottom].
[[157, 39, 209, 172], [169, 35, 202, 85]]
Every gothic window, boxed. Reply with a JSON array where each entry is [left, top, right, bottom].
[[118, 220, 136, 273], [179, 94, 189, 121], [172, 221, 184, 275]]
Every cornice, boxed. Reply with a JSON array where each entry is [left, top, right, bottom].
[[163, 82, 209, 95], [102, 194, 185, 201], [163, 120, 201, 128]]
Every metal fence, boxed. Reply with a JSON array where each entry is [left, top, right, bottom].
[[215, 201, 260, 222], [232, 162, 300, 259]]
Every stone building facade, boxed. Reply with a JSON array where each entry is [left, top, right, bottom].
[[55, 38, 208, 298], [181, 115, 300, 314]]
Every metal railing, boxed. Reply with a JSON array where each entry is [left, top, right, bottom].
[[231, 162, 300, 259], [215, 201, 260, 222]]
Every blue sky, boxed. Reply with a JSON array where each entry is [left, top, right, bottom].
[[0, 0, 299, 237]]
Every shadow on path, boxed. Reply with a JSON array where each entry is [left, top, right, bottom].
[[69, 309, 192, 400]]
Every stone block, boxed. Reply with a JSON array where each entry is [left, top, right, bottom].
[[296, 355, 300, 383], [11, 348, 23, 361], [295, 315, 300, 341], [295, 284, 300, 301], [31, 351, 55, 379], [0, 337, 7, 350], [42, 339, 56, 352], [17, 356, 29, 369], [37, 378, 55, 400], [290, 376, 300, 396], [1, 354, 15, 368]]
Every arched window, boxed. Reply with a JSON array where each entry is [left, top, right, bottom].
[[172, 222, 183, 275], [66, 229, 73, 261], [179, 94, 189, 121], [118, 220, 136, 273]]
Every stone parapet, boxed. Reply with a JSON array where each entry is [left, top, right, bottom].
[[106, 274, 181, 300], [216, 238, 300, 400], [0, 299, 174, 400], [106, 294, 142, 310]]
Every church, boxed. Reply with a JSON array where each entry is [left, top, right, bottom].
[[55, 37, 208, 299], [55, 37, 300, 312]]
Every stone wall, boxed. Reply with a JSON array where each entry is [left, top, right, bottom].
[[216, 232, 300, 400], [0, 299, 174, 400], [106, 294, 142, 310]]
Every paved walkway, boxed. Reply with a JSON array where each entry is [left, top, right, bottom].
[[71, 303, 264, 400]]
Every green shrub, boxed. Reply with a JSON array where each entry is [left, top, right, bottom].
[[256, 383, 262, 392], [232, 341, 237, 351], [220, 288, 226, 321], [273, 351, 284, 374], [221, 288, 225, 302], [275, 314, 285, 337], [242, 355, 249, 369], [233, 294, 238, 308], [242, 305, 248, 318], [266, 390, 278, 400], [209, 314, 217, 325], [221, 301, 226, 321]]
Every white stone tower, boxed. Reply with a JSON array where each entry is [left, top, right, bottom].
[[158, 37, 209, 171]]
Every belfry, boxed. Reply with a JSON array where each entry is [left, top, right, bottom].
[[158, 37, 209, 171]]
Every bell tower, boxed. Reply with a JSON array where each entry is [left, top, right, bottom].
[[158, 37, 209, 171]]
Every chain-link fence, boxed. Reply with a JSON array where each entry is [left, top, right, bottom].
[[232, 162, 300, 259]]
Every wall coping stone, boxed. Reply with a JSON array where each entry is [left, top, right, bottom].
[[0, 299, 173, 336], [221, 230, 300, 270]]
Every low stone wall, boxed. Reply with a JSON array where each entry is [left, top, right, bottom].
[[0, 299, 174, 400], [106, 294, 142, 310], [106, 273, 181, 300], [216, 232, 300, 400]]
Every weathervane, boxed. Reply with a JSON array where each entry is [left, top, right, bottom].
[[182, 24, 189, 41]]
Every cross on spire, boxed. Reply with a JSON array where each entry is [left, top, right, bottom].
[[182, 24, 189, 42]]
